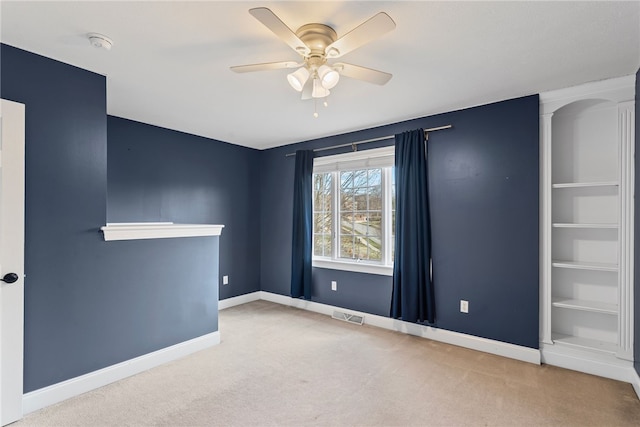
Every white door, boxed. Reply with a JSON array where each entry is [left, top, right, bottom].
[[0, 99, 25, 426]]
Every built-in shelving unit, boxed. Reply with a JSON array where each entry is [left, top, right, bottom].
[[540, 75, 635, 381]]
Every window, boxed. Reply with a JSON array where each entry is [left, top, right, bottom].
[[312, 146, 395, 275]]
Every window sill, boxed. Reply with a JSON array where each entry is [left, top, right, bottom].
[[312, 259, 393, 276]]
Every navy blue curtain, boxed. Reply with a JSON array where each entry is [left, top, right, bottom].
[[391, 129, 435, 324], [291, 150, 314, 300]]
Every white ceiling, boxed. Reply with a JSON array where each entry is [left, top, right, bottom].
[[1, 1, 639, 150]]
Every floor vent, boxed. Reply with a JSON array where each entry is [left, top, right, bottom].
[[332, 310, 364, 325]]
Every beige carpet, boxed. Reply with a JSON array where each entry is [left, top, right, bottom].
[[15, 300, 640, 426]]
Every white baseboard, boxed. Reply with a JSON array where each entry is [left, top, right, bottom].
[[631, 367, 640, 400], [540, 343, 635, 383], [258, 291, 540, 365], [22, 331, 220, 415], [218, 291, 261, 310]]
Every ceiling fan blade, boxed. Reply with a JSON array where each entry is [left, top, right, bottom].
[[334, 63, 392, 85], [301, 78, 313, 100], [325, 12, 396, 58], [249, 8, 311, 56], [230, 61, 301, 73]]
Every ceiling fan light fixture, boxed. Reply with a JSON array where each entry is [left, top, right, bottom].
[[312, 78, 330, 98], [318, 65, 340, 89], [287, 67, 309, 92], [233, 8, 395, 105]]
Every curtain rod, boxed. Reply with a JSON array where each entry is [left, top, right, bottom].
[[285, 125, 452, 157]]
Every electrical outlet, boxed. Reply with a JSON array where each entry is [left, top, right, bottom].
[[223, 275, 229, 285], [331, 281, 337, 291], [460, 300, 469, 313]]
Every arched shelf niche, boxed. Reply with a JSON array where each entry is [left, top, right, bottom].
[[551, 99, 618, 185]]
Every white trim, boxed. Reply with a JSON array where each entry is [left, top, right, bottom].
[[258, 291, 540, 365], [101, 222, 224, 241], [312, 259, 393, 276], [218, 292, 261, 310], [631, 368, 640, 400], [312, 146, 395, 272], [313, 145, 394, 172], [539, 112, 553, 346], [22, 332, 220, 415], [539, 75, 635, 115], [1, 99, 26, 426], [540, 342, 636, 384], [617, 99, 635, 360]]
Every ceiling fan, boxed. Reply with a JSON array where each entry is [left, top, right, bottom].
[[230, 8, 396, 103]]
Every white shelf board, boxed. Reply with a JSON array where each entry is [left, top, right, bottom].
[[101, 222, 224, 241], [552, 223, 618, 229], [551, 333, 619, 355], [551, 298, 618, 315], [551, 260, 618, 272], [552, 181, 619, 189]]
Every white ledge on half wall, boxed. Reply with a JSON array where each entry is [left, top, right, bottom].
[[101, 222, 224, 241]]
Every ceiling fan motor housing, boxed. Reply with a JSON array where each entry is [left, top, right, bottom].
[[296, 23, 338, 63]]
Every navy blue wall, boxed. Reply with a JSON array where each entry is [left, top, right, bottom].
[[1, 44, 220, 392], [260, 95, 539, 349], [10, 37, 632, 386], [635, 67, 639, 377], [107, 116, 260, 299]]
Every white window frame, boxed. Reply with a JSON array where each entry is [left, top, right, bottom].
[[312, 146, 394, 276]]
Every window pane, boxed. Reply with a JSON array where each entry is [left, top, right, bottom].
[[313, 235, 324, 256], [313, 172, 333, 257], [368, 169, 381, 186], [338, 167, 383, 262], [340, 235, 355, 259], [369, 190, 382, 211], [340, 213, 354, 232], [321, 194, 331, 212], [354, 189, 368, 211], [321, 235, 332, 256], [340, 171, 353, 189], [314, 234, 332, 257], [368, 212, 382, 237], [352, 169, 368, 187], [364, 236, 382, 261], [314, 213, 332, 233], [340, 192, 353, 211]]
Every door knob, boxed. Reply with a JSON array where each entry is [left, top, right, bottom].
[[1, 273, 19, 283]]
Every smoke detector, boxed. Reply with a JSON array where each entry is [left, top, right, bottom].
[[87, 33, 113, 50]]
